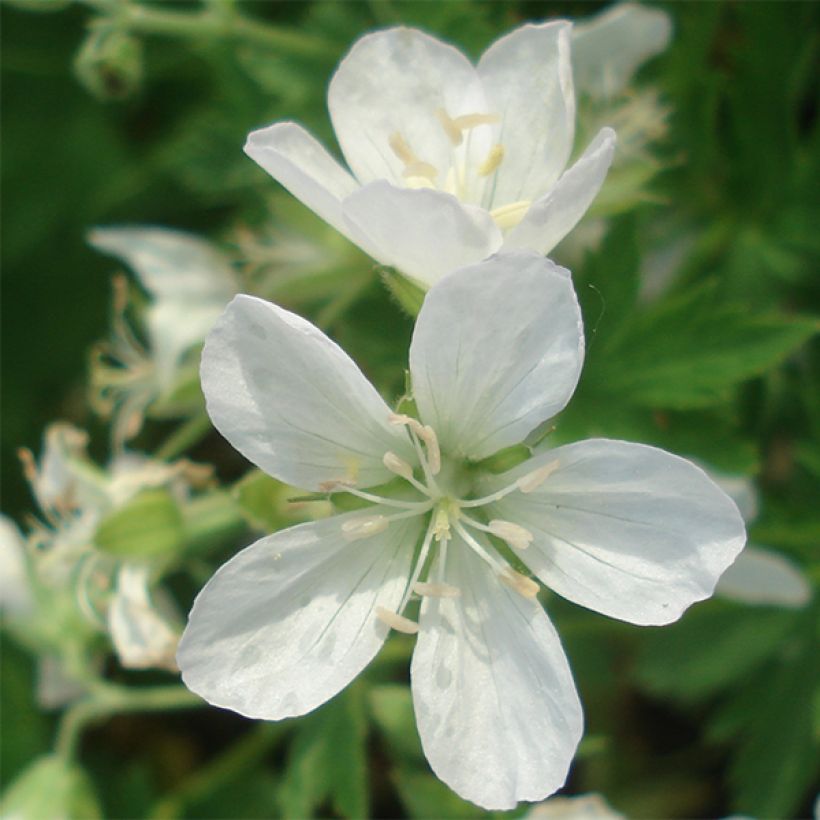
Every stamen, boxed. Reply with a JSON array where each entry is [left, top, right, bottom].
[[389, 413, 424, 436], [478, 144, 504, 176], [389, 132, 417, 165], [436, 108, 463, 146], [453, 113, 501, 130], [341, 515, 389, 541], [490, 200, 532, 231], [375, 606, 419, 634], [383, 451, 414, 481], [397, 515, 437, 613], [17, 447, 37, 484], [389, 414, 442, 490], [488, 520, 534, 550], [517, 459, 560, 493], [417, 426, 441, 476], [432, 506, 451, 542], [413, 581, 460, 598], [324, 481, 431, 511], [402, 161, 438, 181], [500, 568, 540, 599], [453, 520, 506, 574]]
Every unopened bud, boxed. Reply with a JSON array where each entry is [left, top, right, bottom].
[[74, 28, 143, 100]]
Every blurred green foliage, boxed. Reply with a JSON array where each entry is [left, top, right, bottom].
[[2, 1, 819, 818]]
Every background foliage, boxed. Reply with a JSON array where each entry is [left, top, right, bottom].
[[2, 1, 818, 818]]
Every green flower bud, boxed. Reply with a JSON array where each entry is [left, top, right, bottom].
[[0, 755, 102, 820], [73, 28, 143, 101]]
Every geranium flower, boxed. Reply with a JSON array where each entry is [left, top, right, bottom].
[[244, 24, 616, 287], [178, 252, 744, 809]]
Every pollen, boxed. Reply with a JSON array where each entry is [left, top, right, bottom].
[[417, 425, 441, 475], [341, 514, 389, 541], [478, 144, 504, 176], [413, 581, 461, 598], [488, 520, 533, 550], [489, 200, 532, 231], [517, 459, 560, 494], [436, 108, 463, 146], [452, 112, 501, 130], [383, 451, 414, 481], [389, 132, 417, 165], [375, 606, 419, 634]]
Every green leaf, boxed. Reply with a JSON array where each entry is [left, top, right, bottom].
[[94, 489, 184, 559], [279, 685, 368, 819], [392, 767, 491, 819], [369, 684, 424, 764], [587, 284, 818, 408], [0, 755, 102, 819]]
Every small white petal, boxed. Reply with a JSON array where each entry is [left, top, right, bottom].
[[89, 227, 238, 390], [201, 294, 413, 491], [409, 252, 583, 460], [717, 546, 811, 608], [478, 21, 575, 206], [328, 27, 488, 186], [572, 3, 673, 99], [342, 182, 502, 287], [178, 512, 420, 719], [0, 515, 33, 616], [411, 535, 583, 810], [108, 564, 179, 671], [244, 122, 360, 240], [503, 128, 616, 256], [489, 440, 746, 626]]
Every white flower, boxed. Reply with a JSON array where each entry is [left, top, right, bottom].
[[713, 474, 811, 608], [244, 25, 616, 287], [89, 227, 237, 444], [18, 423, 183, 671], [572, 3, 672, 100], [178, 252, 744, 809]]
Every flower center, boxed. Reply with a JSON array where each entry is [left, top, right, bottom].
[[325, 413, 561, 634], [387, 109, 531, 231]]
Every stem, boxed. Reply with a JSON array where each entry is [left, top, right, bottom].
[[79, 0, 331, 59], [155, 413, 212, 460], [55, 683, 202, 760]]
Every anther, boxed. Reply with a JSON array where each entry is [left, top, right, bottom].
[[383, 451, 414, 481], [389, 132, 416, 165], [436, 108, 463, 146], [490, 200, 532, 231], [500, 568, 540, 599], [402, 161, 438, 181], [517, 459, 560, 494], [318, 478, 354, 493], [389, 413, 424, 436], [478, 144, 504, 176], [488, 520, 533, 550], [453, 113, 501, 130], [417, 425, 441, 475], [375, 606, 419, 634], [17, 448, 37, 483], [341, 515, 389, 541], [413, 581, 461, 598]]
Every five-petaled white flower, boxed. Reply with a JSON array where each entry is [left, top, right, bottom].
[[178, 252, 745, 809], [244, 24, 616, 287]]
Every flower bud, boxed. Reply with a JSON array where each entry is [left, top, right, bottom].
[[74, 28, 143, 100]]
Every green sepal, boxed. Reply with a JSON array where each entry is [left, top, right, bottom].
[[380, 266, 427, 317]]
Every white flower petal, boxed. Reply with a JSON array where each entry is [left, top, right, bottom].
[[89, 227, 238, 389], [411, 535, 583, 810], [409, 252, 583, 460], [328, 27, 487, 186], [201, 294, 413, 491], [178, 512, 420, 719], [0, 515, 33, 616], [244, 122, 360, 238], [478, 21, 575, 206], [108, 565, 179, 672], [572, 3, 673, 99], [342, 182, 502, 286], [490, 440, 746, 626], [503, 128, 616, 256], [717, 546, 811, 608], [526, 792, 625, 819]]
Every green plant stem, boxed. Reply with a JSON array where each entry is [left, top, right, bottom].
[[150, 722, 288, 819], [54, 683, 202, 760], [79, 0, 331, 58], [155, 413, 212, 461]]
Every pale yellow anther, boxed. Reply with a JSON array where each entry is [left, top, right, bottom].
[[516, 459, 560, 494], [413, 581, 461, 598], [383, 451, 414, 481], [478, 144, 504, 177], [436, 108, 463, 146], [490, 200, 532, 231], [417, 425, 441, 476], [488, 520, 533, 550], [401, 160, 438, 181], [17, 447, 37, 484], [341, 514, 389, 542], [389, 413, 425, 437], [405, 176, 436, 190], [318, 478, 355, 493], [389, 132, 417, 165], [500, 568, 540, 599], [376, 606, 419, 634], [453, 112, 501, 130]]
